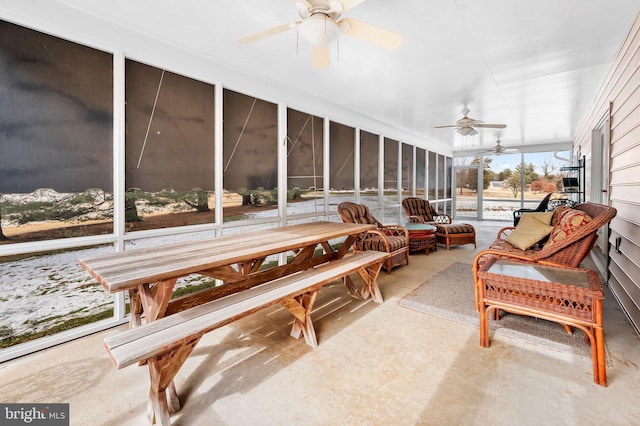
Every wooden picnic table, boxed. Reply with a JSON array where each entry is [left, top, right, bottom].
[[80, 221, 385, 425], [79, 221, 378, 329]]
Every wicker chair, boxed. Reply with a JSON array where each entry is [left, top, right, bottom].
[[401, 197, 452, 224], [337, 202, 409, 273], [472, 202, 617, 311]]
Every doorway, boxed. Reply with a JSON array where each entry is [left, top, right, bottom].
[[454, 162, 480, 220]]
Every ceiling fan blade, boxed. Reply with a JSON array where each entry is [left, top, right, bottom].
[[339, 0, 367, 12], [313, 45, 330, 69], [478, 140, 519, 155], [238, 22, 297, 44], [475, 123, 507, 129], [339, 18, 404, 50], [433, 125, 459, 128], [482, 149, 518, 156]]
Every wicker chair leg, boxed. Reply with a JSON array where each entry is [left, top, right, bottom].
[[385, 258, 392, 274]]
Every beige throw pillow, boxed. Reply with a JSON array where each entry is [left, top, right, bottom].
[[506, 213, 554, 250], [521, 211, 554, 225]]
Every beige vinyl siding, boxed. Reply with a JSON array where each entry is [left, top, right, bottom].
[[575, 12, 640, 335]]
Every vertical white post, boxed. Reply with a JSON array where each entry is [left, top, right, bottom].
[[278, 102, 288, 226], [214, 84, 224, 234], [324, 117, 330, 216], [426, 150, 430, 200], [112, 51, 126, 320], [412, 145, 417, 197], [397, 140, 402, 205], [378, 135, 384, 217], [354, 127, 361, 203], [278, 103, 288, 265]]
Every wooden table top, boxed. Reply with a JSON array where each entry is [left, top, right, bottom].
[[79, 221, 374, 293]]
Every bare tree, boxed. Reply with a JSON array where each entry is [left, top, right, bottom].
[[0, 196, 7, 240], [183, 189, 211, 212], [541, 157, 557, 179]]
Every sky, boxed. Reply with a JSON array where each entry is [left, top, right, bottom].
[[456, 150, 572, 176], [490, 151, 572, 175]]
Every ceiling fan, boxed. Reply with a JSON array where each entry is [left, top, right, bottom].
[[238, 0, 404, 69], [434, 108, 507, 136], [476, 138, 519, 156]]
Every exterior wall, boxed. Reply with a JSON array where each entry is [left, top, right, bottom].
[[574, 12, 640, 335]]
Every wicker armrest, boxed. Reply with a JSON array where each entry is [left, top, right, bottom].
[[408, 215, 426, 223], [362, 229, 390, 239], [356, 229, 394, 252], [379, 224, 409, 239], [497, 226, 516, 239]]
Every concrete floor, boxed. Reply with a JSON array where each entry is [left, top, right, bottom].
[[1, 221, 640, 426]]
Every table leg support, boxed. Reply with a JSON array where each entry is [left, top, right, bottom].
[[139, 279, 177, 323], [146, 337, 201, 425], [128, 288, 142, 327]]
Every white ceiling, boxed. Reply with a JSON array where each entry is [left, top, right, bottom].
[[4, 0, 639, 154]]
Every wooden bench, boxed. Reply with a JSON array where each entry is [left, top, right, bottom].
[[103, 250, 389, 425]]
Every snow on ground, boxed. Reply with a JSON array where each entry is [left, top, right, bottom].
[[0, 195, 513, 343]]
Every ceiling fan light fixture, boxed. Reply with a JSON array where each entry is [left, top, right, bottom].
[[458, 127, 477, 136], [298, 13, 341, 46]]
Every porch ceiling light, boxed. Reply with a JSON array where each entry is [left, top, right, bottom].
[[457, 127, 478, 136], [298, 13, 341, 46]]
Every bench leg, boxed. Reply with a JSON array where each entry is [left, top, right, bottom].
[[284, 292, 320, 348], [343, 275, 364, 299], [147, 337, 201, 425], [354, 262, 384, 303]]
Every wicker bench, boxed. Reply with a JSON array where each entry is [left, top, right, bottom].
[[104, 250, 389, 426], [472, 202, 617, 312]]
